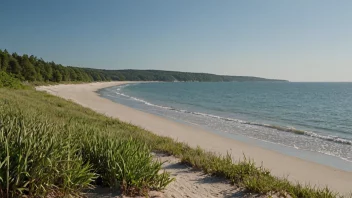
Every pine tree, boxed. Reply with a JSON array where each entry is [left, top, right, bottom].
[[21, 55, 37, 81], [7, 58, 22, 79], [35, 66, 44, 81], [52, 70, 62, 82], [68, 67, 78, 81], [0, 51, 9, 71], [43, 64, 53, 81]]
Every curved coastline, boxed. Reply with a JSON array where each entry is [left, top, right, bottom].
[[37, 81, 352, 195], [106, 86, 352, 147]]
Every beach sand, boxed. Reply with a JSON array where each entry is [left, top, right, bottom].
[[84, 153, 250, 198], [36, 82, 352, 196]]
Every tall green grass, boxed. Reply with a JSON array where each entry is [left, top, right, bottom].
[[0, 88, 348, 198], [0, 92, 173, 197], [0, 108, 95, 197], [80, 132, 173, 195]]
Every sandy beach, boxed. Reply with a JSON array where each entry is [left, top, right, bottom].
[[36, 82, 352, 195]]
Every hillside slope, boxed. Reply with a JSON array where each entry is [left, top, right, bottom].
[[0, 49, 287, 83]]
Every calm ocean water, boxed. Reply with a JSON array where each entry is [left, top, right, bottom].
[[98, 82, 352, 167]]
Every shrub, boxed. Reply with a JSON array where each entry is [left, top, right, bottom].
[[0, 71, 24, 89]]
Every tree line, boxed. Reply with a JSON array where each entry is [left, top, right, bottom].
[[0, 49, 286, 83], [0, 49, 101, 82]]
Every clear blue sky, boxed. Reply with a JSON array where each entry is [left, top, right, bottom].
[[1, 0, 351, 82]]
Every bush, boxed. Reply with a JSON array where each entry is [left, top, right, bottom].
[[0, 71, 24, 89]]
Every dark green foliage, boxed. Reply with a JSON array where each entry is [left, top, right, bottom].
[[52, 70, 63, 82], [7, 59, 21, 77], [43, 63, 53, 81], [0, 72, 24, 89], [0, 50, 9, 71], [0, 49, 287, 84], [20, 55, 36, 81]]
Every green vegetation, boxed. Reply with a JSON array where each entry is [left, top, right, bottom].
[[0, 49, 97, 83], [0, 49, 287, 83], [0, 49, 341, 197], [82, 68, 287, 82], [0, 89, 173, 197], [0, 86, 343, 198], [0, 71, 24, 89]]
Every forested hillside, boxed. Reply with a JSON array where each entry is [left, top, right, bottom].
[[0, 49, 97, 82], [0, 50, 287, 83]]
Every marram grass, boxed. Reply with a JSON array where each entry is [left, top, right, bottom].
[[0, 89, 173, 197], [0, 88, 349, 198]]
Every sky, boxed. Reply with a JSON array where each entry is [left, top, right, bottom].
[[0, 0, 351, 82]]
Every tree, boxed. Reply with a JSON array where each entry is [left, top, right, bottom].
[[92, 73, 102, 81], [29, 55, 37, 65], [12, 52, 19, 59], [21, 56, 37, 81], [7, 58, 21, 78], [61, 68, 70, 81], [68, 67, 78, 81], [43, 63, 53, 81], [35, 66, 44, 81], [52, 70, 62, 82], [82, 72, 92, 82], [0, 52, 9, 71]]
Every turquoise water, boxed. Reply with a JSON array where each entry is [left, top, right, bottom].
[[98, 82, 352, 167]]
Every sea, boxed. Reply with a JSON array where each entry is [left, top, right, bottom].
[[98, 82, 352, 171]]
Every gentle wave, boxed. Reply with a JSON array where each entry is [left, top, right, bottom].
[[246, 135, 352, 163], [114, 89, 352, 146]]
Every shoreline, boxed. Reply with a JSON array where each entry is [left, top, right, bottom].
[[36, 81, 352, 195], [98, 83, 352, 171]]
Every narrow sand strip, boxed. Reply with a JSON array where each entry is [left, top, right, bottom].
[[36, 82, 352, 195]]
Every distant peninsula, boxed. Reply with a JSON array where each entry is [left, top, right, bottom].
[[83, 69, 288, 82], [0, 49, 287, 83]]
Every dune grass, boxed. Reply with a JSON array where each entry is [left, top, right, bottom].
[[0, 88, 347, 197], [0, 89, 173, 197]]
